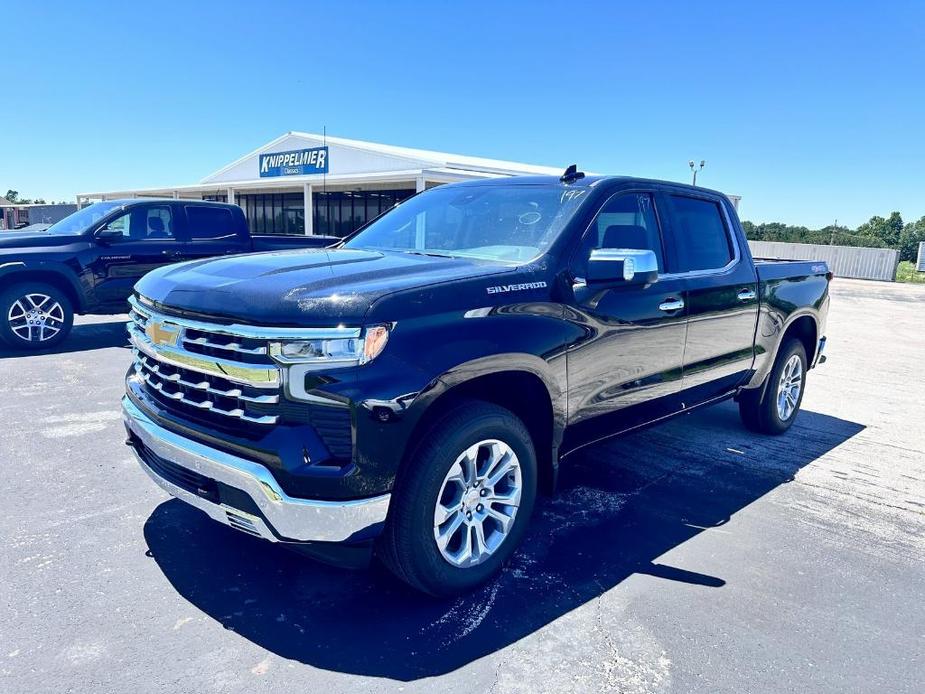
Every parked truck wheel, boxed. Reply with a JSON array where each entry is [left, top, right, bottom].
[[739, 337, 807, 435], [379, 401, 537, 597], [0, 283, 74, 351]]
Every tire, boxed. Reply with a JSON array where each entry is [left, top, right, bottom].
[[378, 401, 537, 597], [738, 338, 807, 435], [0, 282, 74, 351]]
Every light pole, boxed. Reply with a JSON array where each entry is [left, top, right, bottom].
[[689, 159, 705, 186]]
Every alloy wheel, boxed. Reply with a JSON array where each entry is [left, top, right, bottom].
[[776, 353, 803, 421], [433, 439, 522, 568], [7, 293, 65, 343]]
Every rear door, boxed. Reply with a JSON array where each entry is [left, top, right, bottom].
[[89, 203, 183, 307], [565, 190, 689, 434], [664, 191, 759, 401], [176, 204, 250, 261]]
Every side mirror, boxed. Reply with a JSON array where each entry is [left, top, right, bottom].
[[586, 248, 659, 286], [95, 228, 125, 243]]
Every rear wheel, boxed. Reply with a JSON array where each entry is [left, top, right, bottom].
[[379, 401, 537, 596], [0, 283, 74, 350], [739, 338, 807, 435]]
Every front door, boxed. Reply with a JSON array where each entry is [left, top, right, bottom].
[[564, 191, 688, 447], [89, 204, 183, 307]]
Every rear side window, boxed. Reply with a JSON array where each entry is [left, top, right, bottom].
[[670, 196, 734, 272], [185, 206, 235, 239]]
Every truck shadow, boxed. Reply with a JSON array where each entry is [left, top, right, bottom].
[[143, 402, 864, 681], [0, 319, 129, 358]]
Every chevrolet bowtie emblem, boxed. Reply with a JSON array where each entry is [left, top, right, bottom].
[[146, 320, 180, 348]]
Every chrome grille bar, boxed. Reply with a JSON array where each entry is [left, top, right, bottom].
[[134, 352, 279, 404], [134, 367, 277, 425], [182, 335, 268, 356], [128, 324, 280, 388]]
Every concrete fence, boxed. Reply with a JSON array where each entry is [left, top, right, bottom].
[[748, 240, 900, 281]]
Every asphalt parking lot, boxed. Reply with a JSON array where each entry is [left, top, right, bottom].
[[1, 278, 923, 694]]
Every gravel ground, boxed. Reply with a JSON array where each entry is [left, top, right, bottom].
[[1, 278, 923, 693]]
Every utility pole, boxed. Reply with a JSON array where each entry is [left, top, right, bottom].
[[830, 219, 837, 246], [689, 160, 705, 186]]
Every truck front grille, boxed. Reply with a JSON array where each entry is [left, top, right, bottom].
[[128, 296, 282, 429], [126, 295, 355, 462]]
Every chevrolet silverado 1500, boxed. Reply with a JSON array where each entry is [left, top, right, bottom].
[[0, 199, 335, 349], [122, 171, 829, 595]]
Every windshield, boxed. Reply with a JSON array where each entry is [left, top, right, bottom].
[[45, 201, 124, 235], [344, 184, 590, 263]]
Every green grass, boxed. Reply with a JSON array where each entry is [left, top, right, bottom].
[[896, 261, 925, 283]]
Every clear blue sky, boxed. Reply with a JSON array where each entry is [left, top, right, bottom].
[[3, 0, 924, 228]]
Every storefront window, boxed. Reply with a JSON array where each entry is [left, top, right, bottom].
[[207, 189, 413, 237]]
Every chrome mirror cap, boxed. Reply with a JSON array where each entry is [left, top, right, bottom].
[[587, 248, 659, 285]]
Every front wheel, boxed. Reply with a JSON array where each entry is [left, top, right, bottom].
[[378, 401, 537, 596], [738, 337, 807, 435], [0, 283, 74, 350]]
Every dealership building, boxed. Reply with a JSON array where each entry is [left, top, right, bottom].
[[78, 131, 740, 238], [77, 132, 567, 238]]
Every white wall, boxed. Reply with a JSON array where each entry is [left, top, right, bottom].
[[202, 134, 437, 184], [749, 241, 900, 282]]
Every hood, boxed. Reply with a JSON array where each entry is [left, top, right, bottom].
[[136, 248, 510, 326], [0, 231, 84, 251]]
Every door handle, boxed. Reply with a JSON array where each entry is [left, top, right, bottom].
[[658, 297, 685, 312], [737, 288, 757, 302]]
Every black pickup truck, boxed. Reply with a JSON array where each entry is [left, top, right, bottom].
[[0, 199, 335, 349], [121, 172, 830, 595]]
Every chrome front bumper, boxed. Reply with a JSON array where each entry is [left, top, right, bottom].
[[122, 396, 390, 544]]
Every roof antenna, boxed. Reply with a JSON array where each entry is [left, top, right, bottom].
[[560, 164, 585, 183]]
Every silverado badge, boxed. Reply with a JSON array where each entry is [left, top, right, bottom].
[[146, 320, 181, 348]]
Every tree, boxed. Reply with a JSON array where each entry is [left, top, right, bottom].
[[856, 212, 904, 248], [4, 190, 19, 203], [899, 217, 925, 262]]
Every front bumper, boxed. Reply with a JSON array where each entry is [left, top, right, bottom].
[[122, 396, 391, 544]]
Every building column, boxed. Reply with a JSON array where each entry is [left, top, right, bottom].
[[414, 175, 426, 248], [303, 183, 313, 235], [173, 190, 179, 199], [226, 187, 235, 205]]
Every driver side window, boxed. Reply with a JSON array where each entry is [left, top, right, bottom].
[[102, 206, 175, 241], [574, 192, 664, 277]]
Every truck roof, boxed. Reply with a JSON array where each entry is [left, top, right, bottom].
[[450, 174, 730, 199], [92, 198, 239, 209]]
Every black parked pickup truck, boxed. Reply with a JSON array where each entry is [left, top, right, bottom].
[[0, 199, 336, 350], [121, 172, 830, 596]]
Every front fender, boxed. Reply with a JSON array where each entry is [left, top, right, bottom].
[[0, 260, 87, 312], [331, 303, 575, 495]]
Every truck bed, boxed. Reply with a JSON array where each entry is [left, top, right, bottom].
[[754, 257, 830, 281]]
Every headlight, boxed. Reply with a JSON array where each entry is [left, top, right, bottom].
[[269, 325, 390, 369]]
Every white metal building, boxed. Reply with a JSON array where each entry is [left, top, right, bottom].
[[78, 132, 564, 237], [78, 131, 740, 238]]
